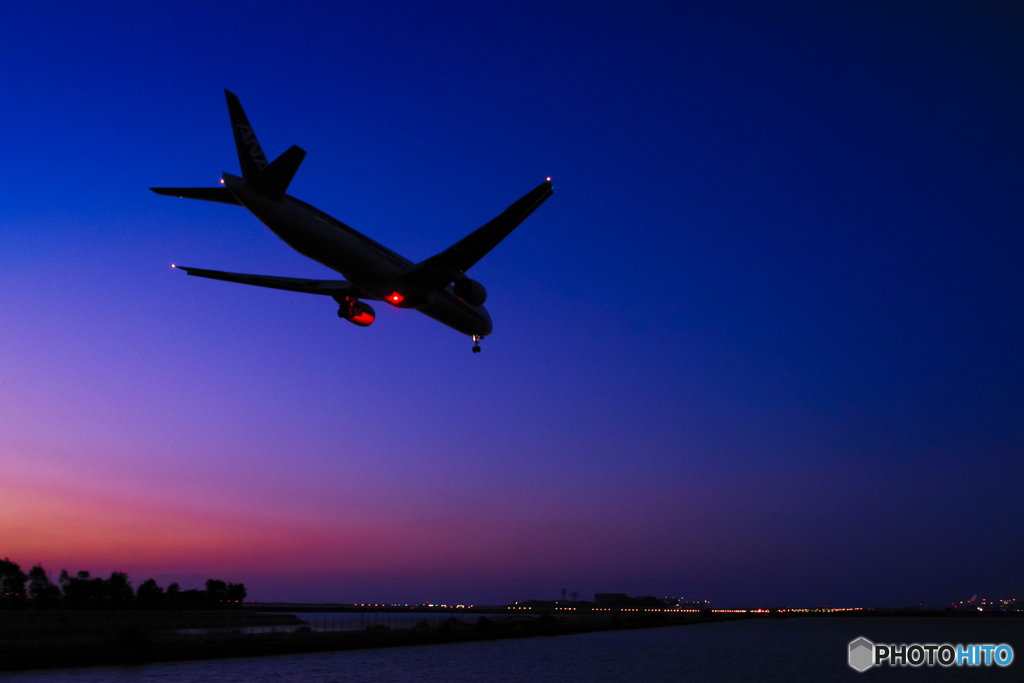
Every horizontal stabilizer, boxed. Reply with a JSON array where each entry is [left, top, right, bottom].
[[248, 145, 306, 199], [150, 187, 242, 205], [394, 179, 553, 292]]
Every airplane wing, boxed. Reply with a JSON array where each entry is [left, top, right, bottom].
[[173, 265, 363, 297], [393, 179, 553, 292]]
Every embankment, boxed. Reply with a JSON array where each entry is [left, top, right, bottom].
[[0, 612, 709, 671]]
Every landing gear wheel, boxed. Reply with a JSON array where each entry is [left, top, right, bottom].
[[472, 335, 483, 353], [472, 346, 481, 353]]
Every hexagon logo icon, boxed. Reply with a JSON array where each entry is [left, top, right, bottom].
[[849, 637, 874, 672]]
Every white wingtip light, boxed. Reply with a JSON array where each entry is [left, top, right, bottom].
[[171, 264, 176, 268], [546, 177, 551, 181]]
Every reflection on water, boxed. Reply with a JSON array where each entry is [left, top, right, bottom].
[[3, 617, 1021, 682]]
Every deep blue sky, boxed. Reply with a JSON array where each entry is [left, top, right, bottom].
[[1, 1, 1022, 608]]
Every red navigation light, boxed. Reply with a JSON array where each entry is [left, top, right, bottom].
[[390, 292, 404, 304], [546, 177, 551, 181]]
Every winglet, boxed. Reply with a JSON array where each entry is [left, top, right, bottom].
[[225, 89, 269, 179]]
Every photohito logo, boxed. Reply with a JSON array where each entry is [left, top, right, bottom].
[[848, 637, 1014, 671], [849, 637, 874, 672]]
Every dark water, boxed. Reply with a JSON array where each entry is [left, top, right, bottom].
[[4, 617, 1021, 682]]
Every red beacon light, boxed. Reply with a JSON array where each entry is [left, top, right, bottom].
[[389, 292, 404, 305]]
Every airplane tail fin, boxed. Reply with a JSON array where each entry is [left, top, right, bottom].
[[225, 89, 269, 179], [225, 89, 306, 198]]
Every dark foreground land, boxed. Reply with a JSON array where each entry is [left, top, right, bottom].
[[1, 608, 1018, 672], [0, 610, 700, 671]]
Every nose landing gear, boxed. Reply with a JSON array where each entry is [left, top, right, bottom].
[[472, 335, 482, 353]]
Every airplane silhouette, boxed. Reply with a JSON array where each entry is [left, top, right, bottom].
[[152, 90, 553, 353]]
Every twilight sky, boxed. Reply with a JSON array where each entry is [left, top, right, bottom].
[[1, 1, 1022, 608]]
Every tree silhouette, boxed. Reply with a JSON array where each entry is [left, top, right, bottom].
[[136, 578, 164, 608], [165, 582, 181, 609], [3, 559, 249, 610], [59, 570, 106, 607], [226, 582, 247, 603], [0, 558, 27, 609], [27, 565, 60, 608], [105, 572, 134, 608], [205, 579, 228, 605]]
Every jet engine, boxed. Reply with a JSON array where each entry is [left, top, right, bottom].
[[338, 299, 375, 327], [454, 277, 487, 306]]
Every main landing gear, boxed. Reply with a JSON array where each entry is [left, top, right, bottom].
[[472, 335, 483, 353]]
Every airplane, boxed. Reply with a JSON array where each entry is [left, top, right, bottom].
[[152, 90, 553, 353]]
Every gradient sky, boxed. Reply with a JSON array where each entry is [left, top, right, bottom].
[[1, 1, 1022, 607]]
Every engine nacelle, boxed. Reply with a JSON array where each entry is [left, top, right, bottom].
[[454, 278, 487, 306], [338, 299, 375, 327]]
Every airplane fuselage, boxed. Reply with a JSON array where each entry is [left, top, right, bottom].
[[223, 174, 493, 337]]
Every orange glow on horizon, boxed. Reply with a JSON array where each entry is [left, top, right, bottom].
[[0, 467, 575, 581]]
